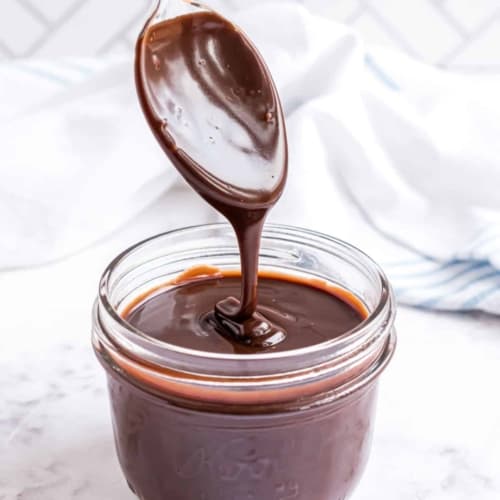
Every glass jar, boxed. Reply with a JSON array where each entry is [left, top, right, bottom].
[[92, 224, 396, 500]]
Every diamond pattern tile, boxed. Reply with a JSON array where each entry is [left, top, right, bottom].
[[1, 0, 500, 72], [447, 17, 500, 69], [441, 0, 500, 32], [22, 0, 81, 23], [353, 11, 406, 49], [0, 0, 150, 59], [306, 0, 362, 23], [364, 0, 463, 63], [0, 0, 46, 56], [35, 0, 147, 57]]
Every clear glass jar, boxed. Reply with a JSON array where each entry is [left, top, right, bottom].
[[92, 224, 396, 500]]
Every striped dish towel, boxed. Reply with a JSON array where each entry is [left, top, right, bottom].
[[348, 48, 500, 315], [383, 228, 500, 314]]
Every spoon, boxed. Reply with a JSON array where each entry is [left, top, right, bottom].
[[135, 0, 288, 345]]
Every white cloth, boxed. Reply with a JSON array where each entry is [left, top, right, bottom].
[[1, 2, 500, 313]]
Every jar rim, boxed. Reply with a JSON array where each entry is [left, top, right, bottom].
[[97, 223, 394, 366]]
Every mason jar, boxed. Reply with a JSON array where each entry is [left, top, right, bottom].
[[92, 223, 396, 500]]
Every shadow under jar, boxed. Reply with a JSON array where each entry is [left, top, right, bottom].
[[92, 224, 396, 500]]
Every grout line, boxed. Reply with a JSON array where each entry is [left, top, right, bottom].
[[0, 39, 16, 59], [438, 7, 500, 66], [346, 1, 366, 24], [100, 36, 132, 55], [97, 0, 150, 54], [17, 0, 51, 27], [21, 0, 88, 57], [432, 1, 469, 40], [358, 0, 420, 58]]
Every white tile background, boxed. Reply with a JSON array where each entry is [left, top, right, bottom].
[[0, 0, 150, 59], [1, 0, 500, 71]]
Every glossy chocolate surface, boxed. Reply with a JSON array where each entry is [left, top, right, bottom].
[[126, 272, 364, 354]]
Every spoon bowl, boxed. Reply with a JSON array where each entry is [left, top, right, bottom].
[[135, 0, 288, 211]]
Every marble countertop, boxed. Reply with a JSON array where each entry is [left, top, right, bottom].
[[2, 212, 499, 500]]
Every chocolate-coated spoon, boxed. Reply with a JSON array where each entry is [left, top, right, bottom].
[[135, 0, 288, 346]]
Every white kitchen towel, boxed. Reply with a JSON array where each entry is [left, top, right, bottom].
[[1, 2, 500, 313]]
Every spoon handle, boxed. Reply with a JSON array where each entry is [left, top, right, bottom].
[[148, 0, 210, 25]]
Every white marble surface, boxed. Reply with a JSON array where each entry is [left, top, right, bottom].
[[1, 204, 500, 500]]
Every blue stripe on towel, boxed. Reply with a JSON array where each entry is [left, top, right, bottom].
[[390, 259, 470, 280], [382, 256, 433, 268], [462, 284, 500, 309], [2, 58, 104, 87], [60, 59, 103, 76], [394, 261, 488, 293], [365, 54, 400, 91], [62, 60, 94, 73], [459, 227, 500, 258], [470, 232, 500, 251], [417, 269, 500, 308], [370, 225, 500, 314], [13, 63, 71, 86]]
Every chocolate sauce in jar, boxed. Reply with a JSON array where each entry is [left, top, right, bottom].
[[125, 269, 366, 355]]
